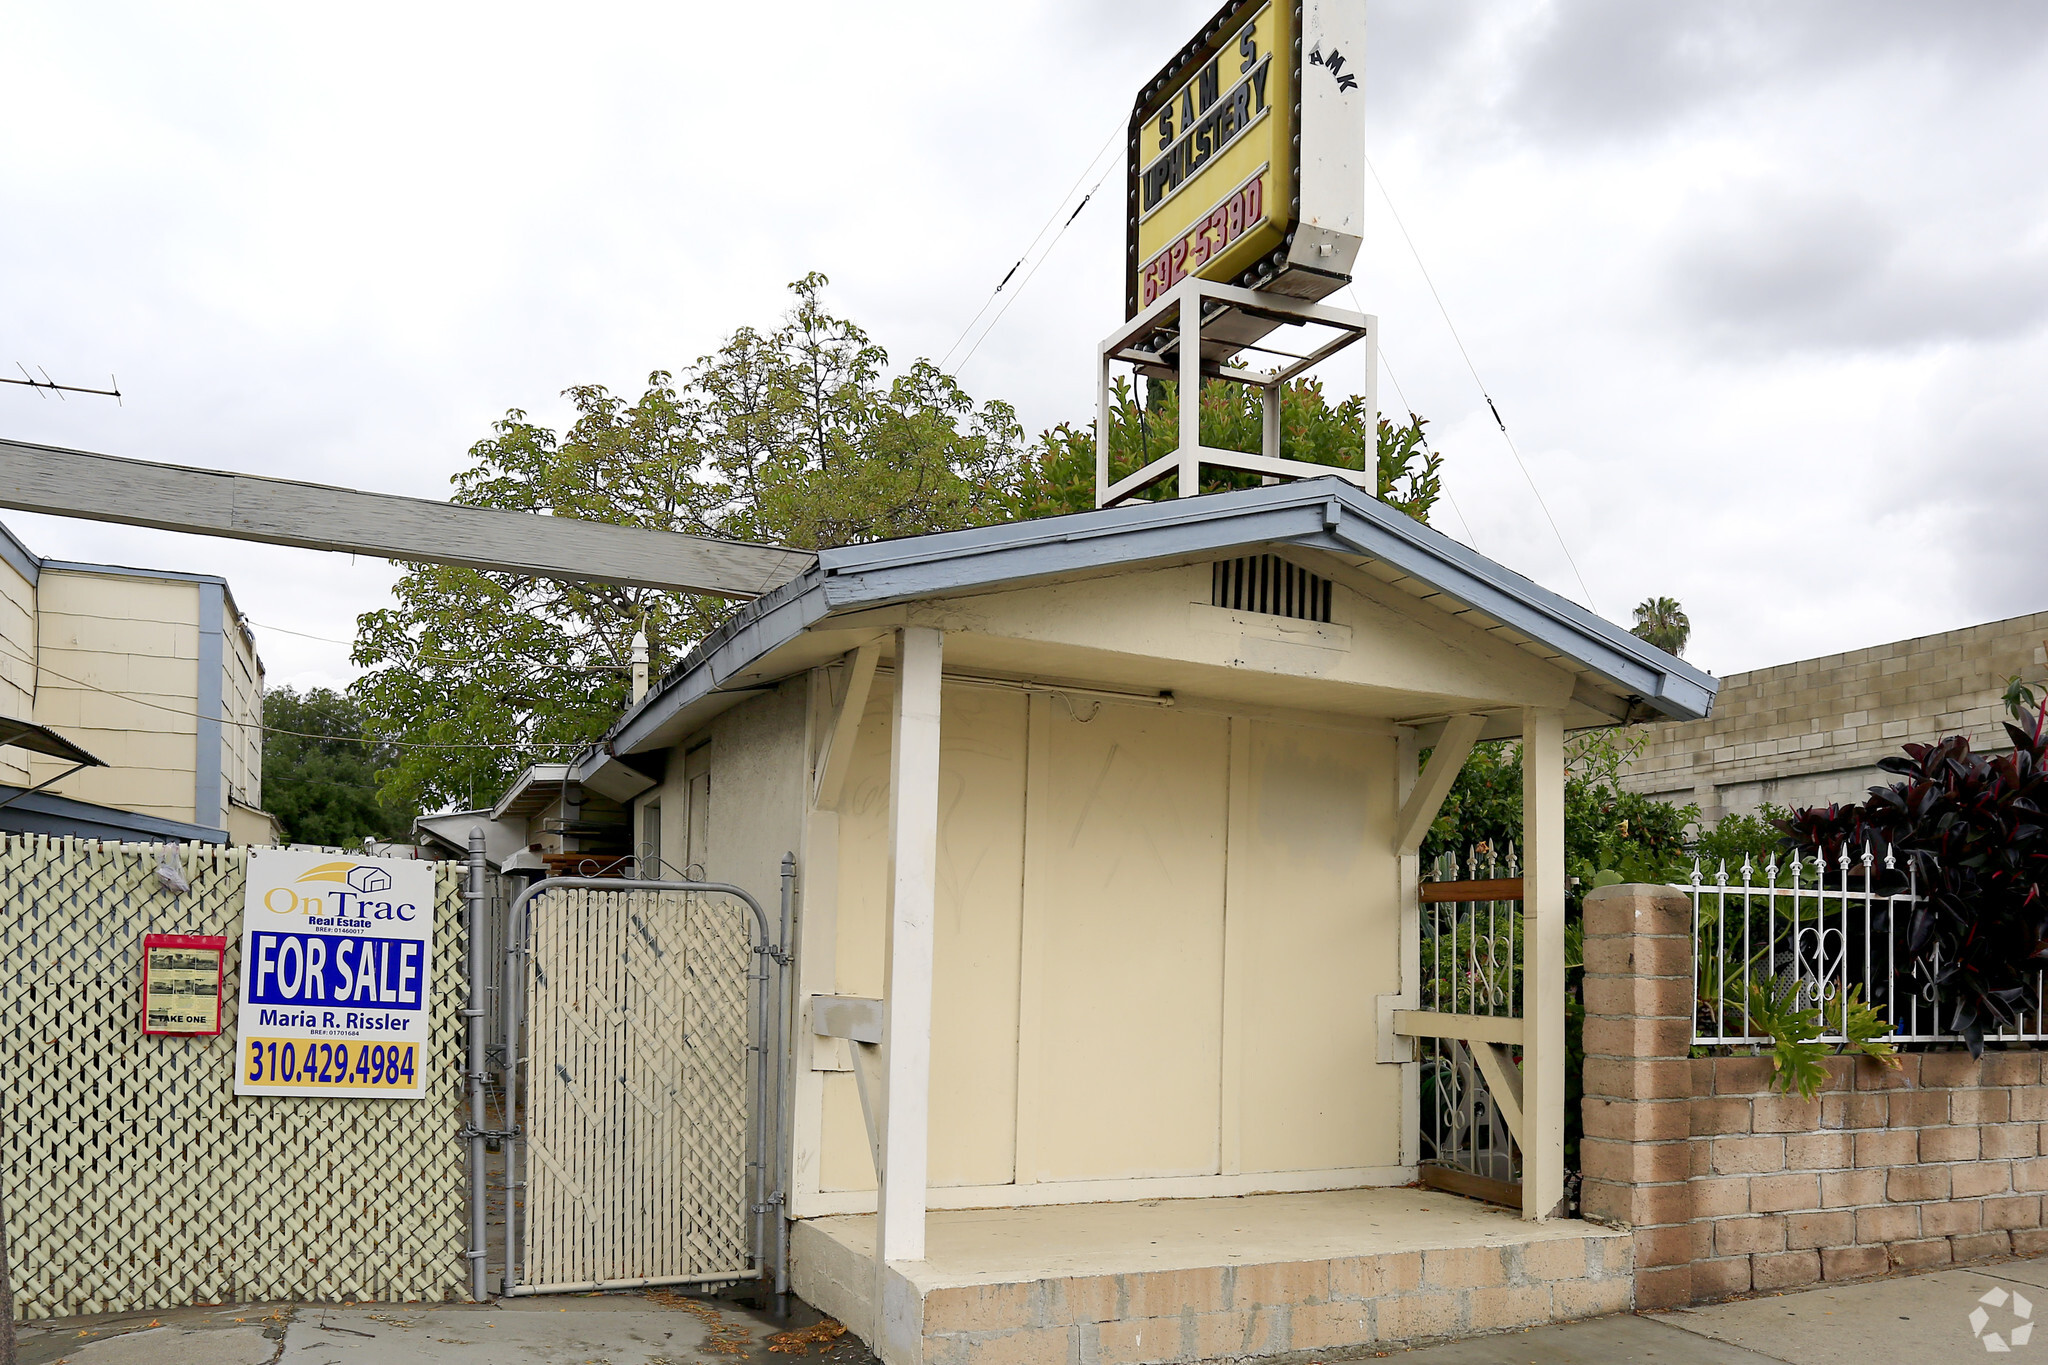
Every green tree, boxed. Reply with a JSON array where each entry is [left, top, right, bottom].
[[1631, 596, 1691, 657], [1419, 728, 1697, 891], [351, 273, 1031, 813], [262, 687, 415, 845], [1018, 375, 1443, 521], [352, 275, 1451, 813]]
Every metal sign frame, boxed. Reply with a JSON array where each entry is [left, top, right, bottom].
[[1094, 276, 1376, 507]]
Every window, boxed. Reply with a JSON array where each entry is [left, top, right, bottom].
[[1211, 554, 1332, 624]]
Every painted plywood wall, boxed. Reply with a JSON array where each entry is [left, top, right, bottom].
[[813, 675, 1400, 1208], [222, 612, 263, 814], [30, 571, 202, 823]]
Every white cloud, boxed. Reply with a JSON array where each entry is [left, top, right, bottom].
[[3, 0, 2045, 691]]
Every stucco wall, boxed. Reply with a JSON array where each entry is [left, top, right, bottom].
[[1619, 611, 2048, 821], [693, 680, 808, 914], [810, 674, 1403, 1208]]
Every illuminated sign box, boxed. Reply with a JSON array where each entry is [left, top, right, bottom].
[[1126, 0, 1364, 318], [142, 933, 228, 1036]]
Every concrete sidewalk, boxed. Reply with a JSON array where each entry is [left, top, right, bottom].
[[1389, 1253, 2048, 1361], [14, 1288, 864, 1365], [17, 1255, 2048, 1363]]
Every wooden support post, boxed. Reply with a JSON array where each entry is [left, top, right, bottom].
[[814, 641, 881, 812], [1178, 292, 1201, 497], [1521, 706, 1567, 1220], [875, 626, 942, 1361], [1394, 713, 1484, 855], [1378, 727, 1423, 1173]]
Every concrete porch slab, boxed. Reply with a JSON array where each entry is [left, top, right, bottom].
[[792, 1187, 1633, 1365]]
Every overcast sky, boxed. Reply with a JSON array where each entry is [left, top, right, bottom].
[[4, 1, 2045, 693]]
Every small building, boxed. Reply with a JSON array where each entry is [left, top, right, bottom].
[[1619, 610, 2047, 822], [414, 760, 650, 877], [0, 518, 276, 844], [551, 480, 1712, 1363]]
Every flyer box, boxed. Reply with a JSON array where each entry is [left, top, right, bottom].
[[142, 933, 228, 1035], [233, 848, 436, 1100]]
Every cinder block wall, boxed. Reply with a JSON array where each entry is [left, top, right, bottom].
[[1580, 883, 2048, 1308], [1615, 610, 2048, 821]]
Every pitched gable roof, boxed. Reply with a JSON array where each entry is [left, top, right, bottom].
[[593, 479, 1716, 763]]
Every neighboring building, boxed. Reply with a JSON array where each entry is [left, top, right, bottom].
[[413, 760, 646, 876], [1619, 610, 2048, 822], [0, 519, 278, 844]]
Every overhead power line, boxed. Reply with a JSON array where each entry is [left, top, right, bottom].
[[246, 618, 631, 671], [1361, 151, 1598, 615], [939, 116, 1127, 375], [0, 635, 579, 753]]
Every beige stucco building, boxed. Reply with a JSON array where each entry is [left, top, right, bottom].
[[536, 479, 1713, 1364], [1618, 610, 2048, 822], [0, 519, 275, 843]]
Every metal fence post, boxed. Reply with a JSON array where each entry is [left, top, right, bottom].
[[1, 1172, 15, 1365], [463, 827, 489, 1300], [775, 852, 796, 1307]]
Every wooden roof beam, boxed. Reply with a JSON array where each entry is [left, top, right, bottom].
[[0, 438, 815, 598]]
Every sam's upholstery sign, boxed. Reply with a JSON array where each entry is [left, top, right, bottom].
[[1125, 0, 1365, 316], [233, 849, 435, 1100]]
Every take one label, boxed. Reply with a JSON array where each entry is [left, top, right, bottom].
[[233, 848, 436, 1100]]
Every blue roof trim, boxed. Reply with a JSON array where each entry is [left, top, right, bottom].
[[603, 479, 1717, 754], [194, 581, 226, 830], [38, 558, 231, 587], [0, 785, 227, 844], [607, 569, 829, 756]]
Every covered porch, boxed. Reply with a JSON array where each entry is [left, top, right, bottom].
[[591, 478, 1714, 1362], [791, 1187, 1632, 1365]]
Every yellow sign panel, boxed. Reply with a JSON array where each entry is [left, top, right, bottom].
[[1127, 0, 1295, 315]]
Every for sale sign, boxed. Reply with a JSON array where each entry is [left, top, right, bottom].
[[233, 848, 435, 1100]]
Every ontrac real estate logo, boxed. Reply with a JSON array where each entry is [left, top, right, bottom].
[[260, 859, 413, 922]]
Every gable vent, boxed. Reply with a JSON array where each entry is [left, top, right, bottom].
[[1211, 555, 1332, 624]]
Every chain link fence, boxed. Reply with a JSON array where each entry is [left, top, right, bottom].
[[0, 835, 469, 1319]]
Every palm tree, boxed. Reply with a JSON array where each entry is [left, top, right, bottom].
[[1631, 597, 1690, 657]]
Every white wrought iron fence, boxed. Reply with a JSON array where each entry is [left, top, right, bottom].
[[1689, 844, 2048, 1047], [1418, 845, 1524, 1195]]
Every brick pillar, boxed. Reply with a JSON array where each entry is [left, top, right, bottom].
[[1580, 883, 1697, 1309]]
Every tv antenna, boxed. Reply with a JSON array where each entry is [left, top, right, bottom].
[[3, 364, 122, 404]]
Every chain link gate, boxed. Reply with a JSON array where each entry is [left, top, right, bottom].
[[499, 877, 785, 1296]]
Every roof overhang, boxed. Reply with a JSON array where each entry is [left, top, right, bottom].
[[0, 717, 104, 768], [602, 479, 1719, 757], [487, 763, 573, 822]]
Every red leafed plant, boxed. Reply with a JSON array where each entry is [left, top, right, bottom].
[[1782, 702, 2048, 1055]]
